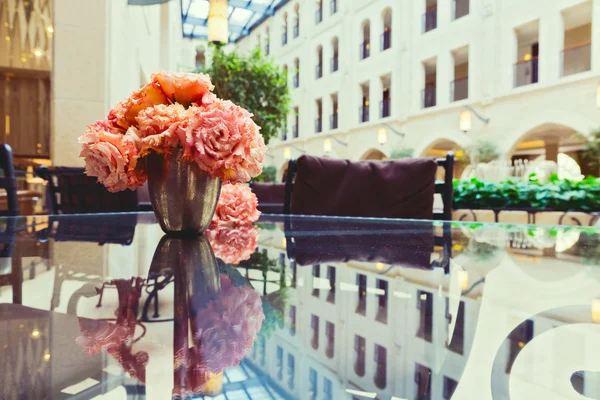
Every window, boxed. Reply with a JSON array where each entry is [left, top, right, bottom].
[[265, 27, 270, 55], [309, 368, 318, 400], [415, 364, 432, 399], [330, 94, 339, 130], [331, 37, 339, 72], [376, 279, 388, 323], [354, 335, 366, 376], [359, 83, 369, 123], [289, 305, 297, 335], [283, 64, 289, 86], [330, 0, 337, 15], [356, 274, 367, 314], [443, 377, 458, 399], [282, 13, 288, 45], [315, 99, 323, 133], [276, 346, 284, 380], [293, 3, 300, 38], [514, 21, 539, 87], [315, 0, 323, 24], [311, 314, 319, 349], [312, 264, 321, 296], [279, 252, 286, 267], [291, 259, 297, 287], [561, 4, 592, 77], [380, 76, 391, 119], [506, 319, 533, 373], [422, 58, 437, 108], [293, 107, 299, 138], [452, 0, 469, 20], [446, 299, 465, 354], [424, 0, 437, 33], [287, 354, 296, 389], [324, 378, 333, 400], [451, 46, 469, 101], [360, 20, 371, 60], [417, 290, 433, 342], [327, 265, 336, 303], [315, 46, 323, 79], [293, 58, 300, 88], [326, 321, 335, 358], [374, 344, 387, 389], [381, 8, 392, 51]]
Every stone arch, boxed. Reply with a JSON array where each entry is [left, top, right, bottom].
[[279, 161, 289, 182], [414, 133, 471, 160], [360, 148, 387, 160]]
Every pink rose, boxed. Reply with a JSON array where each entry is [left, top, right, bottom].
[[213, 184, 260, 225], [181, 100, 267, 182], [151, 71, 216, 106], [135, 104, 186, 155], [79, 121, 146, 192], [108, 82, 170, 130], [205, 225, 259, 265]]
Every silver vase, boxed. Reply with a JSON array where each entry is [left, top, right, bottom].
[[146, 148, 222, 235]]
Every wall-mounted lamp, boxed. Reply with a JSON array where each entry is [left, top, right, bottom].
[[208, 0, 228, 44], [456, 270, 469, 291], [459, 110, 472, 133], [323, 136, 348, 154], [378, 123, 405, 145], [283, 147, 292, 160], [593, 298, 600, 323]]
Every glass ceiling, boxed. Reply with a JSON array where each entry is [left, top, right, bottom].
[[181, 0, 289, 43]]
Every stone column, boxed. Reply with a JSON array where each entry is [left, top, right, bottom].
[[544, 136, 559, 163]]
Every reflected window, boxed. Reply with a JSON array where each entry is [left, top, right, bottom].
[[327, 265, 336, 303], [506, 319, 533, 373], [279, 252, 286, 267], [356, 274, 367, 315], [443, 376, 458, 399], [446, 299, 465, 354], [376, 279, 388, 324], [260, 335, 266, 366], [415, 363, 432, 399], [311, 314, 320, 349], [417, 290, 433, 342], [326, 321, 335, 359], [309, 368, 318, 400], [289, 305, 297, 336], [291, 260, 297, 288], [276, 346, 284, 380], [312, 264, 321, 297], [287, 354, 296, 389], [324, 377, 333, 400], [354, 335, 366, 376], [374, 344, 387, 389]]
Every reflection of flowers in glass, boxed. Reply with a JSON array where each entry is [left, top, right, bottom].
[[75, 278, 149, 383], [205, 225, 259, 265], [212, 183, 260, 225], [192, 275, 264, 374]]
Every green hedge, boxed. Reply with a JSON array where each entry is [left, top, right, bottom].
[[453, 175, 600, 212]]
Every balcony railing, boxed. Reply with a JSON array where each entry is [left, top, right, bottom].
[[315, 9, 322, 24], [355, 357, 366, 377], [293, 24, 299, 38], [514, 58, 539, 87], [331, 56, 339, 72], [292, 125, 299, 138], [561, 42, 591, 77], [315, 118, 322, 133], [360, 41, 370, 60], [330, 114, 338, 130], [331, 0, 337, 15], [281, 131, 288, 141], [381, 30, 391, 51], [452, 0, 469, 21], [282, 32, 288, 46], [380, 99, 391, 118], [422, 86, 436, 108], [423, 7, 437, 33], [265, 43, 270, 55], [359, 106, 369, 123], [293, 73, 299, 88], [315, 64, 323, 79], [450, 77, 468, 101]]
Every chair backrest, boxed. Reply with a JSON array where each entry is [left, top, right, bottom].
[[36, 166, 138, 214], [434, 152, 455, 221], [0, 145, 19, 216], [250, 182, 286, 214]]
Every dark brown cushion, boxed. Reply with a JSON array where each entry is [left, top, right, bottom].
[[291, 155, 438, 219], [251, 183, 286, 204]]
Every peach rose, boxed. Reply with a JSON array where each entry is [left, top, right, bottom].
[[151, 71, 216, 107], [212, 184, 260, 225], [135, 104, 186, 156], [79, 121, 146, 192], [183, 100, 267, 182], [205, 225, 259, 265], [108, 82, 169, 130]]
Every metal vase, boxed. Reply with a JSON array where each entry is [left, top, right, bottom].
[[146, 148, 222, 235]]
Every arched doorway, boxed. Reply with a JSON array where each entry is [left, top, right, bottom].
[[360, 148, 387, 160], [280, 162, 289, 182], [420, 139, 465, 178]]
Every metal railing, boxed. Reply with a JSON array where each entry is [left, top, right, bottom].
[[422, 86, 436, 108], [281, 131, 287, 141], [330, 114, 338, 130], [381, 30, 391, 51], [451, 0, 469, 20], [450, 77, 468, 101], [265, 43, 270, 55], [293, 24, 299, 38], [380, 99, 391, 118], [292, 125, 299, 138], [315, 64, 323, 79], [293, 73, 299, 88], [330, 0, 337, 15], [561, 42, 591, 77], [514, 58, 539, 87], [282, 32, 288, 46], [315, 118, 322, 133], [360, 41, 370, 60], [423, 8, 437, 33], [359, 106, 369, 123], [331, 56, 339, 72], [315, 8, 322, 24]]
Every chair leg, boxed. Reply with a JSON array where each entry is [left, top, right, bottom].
[[11, 256, 22, 304]]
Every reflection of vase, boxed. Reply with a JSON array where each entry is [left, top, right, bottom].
[[146, 149, 222, 235]]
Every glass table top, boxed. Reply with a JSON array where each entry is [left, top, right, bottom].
[[0, 213, 599, 400]]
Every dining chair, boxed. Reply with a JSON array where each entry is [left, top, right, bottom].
[[36, 166, 138, 214], [250, 182, 286, 213], [0, 219, 21, 303], [0, 144, 19, 216]]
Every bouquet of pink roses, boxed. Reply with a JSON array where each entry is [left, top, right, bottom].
[[78, 72, 267, 192]]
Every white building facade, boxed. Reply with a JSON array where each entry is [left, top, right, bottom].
[[235, 0, 600, 180]]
